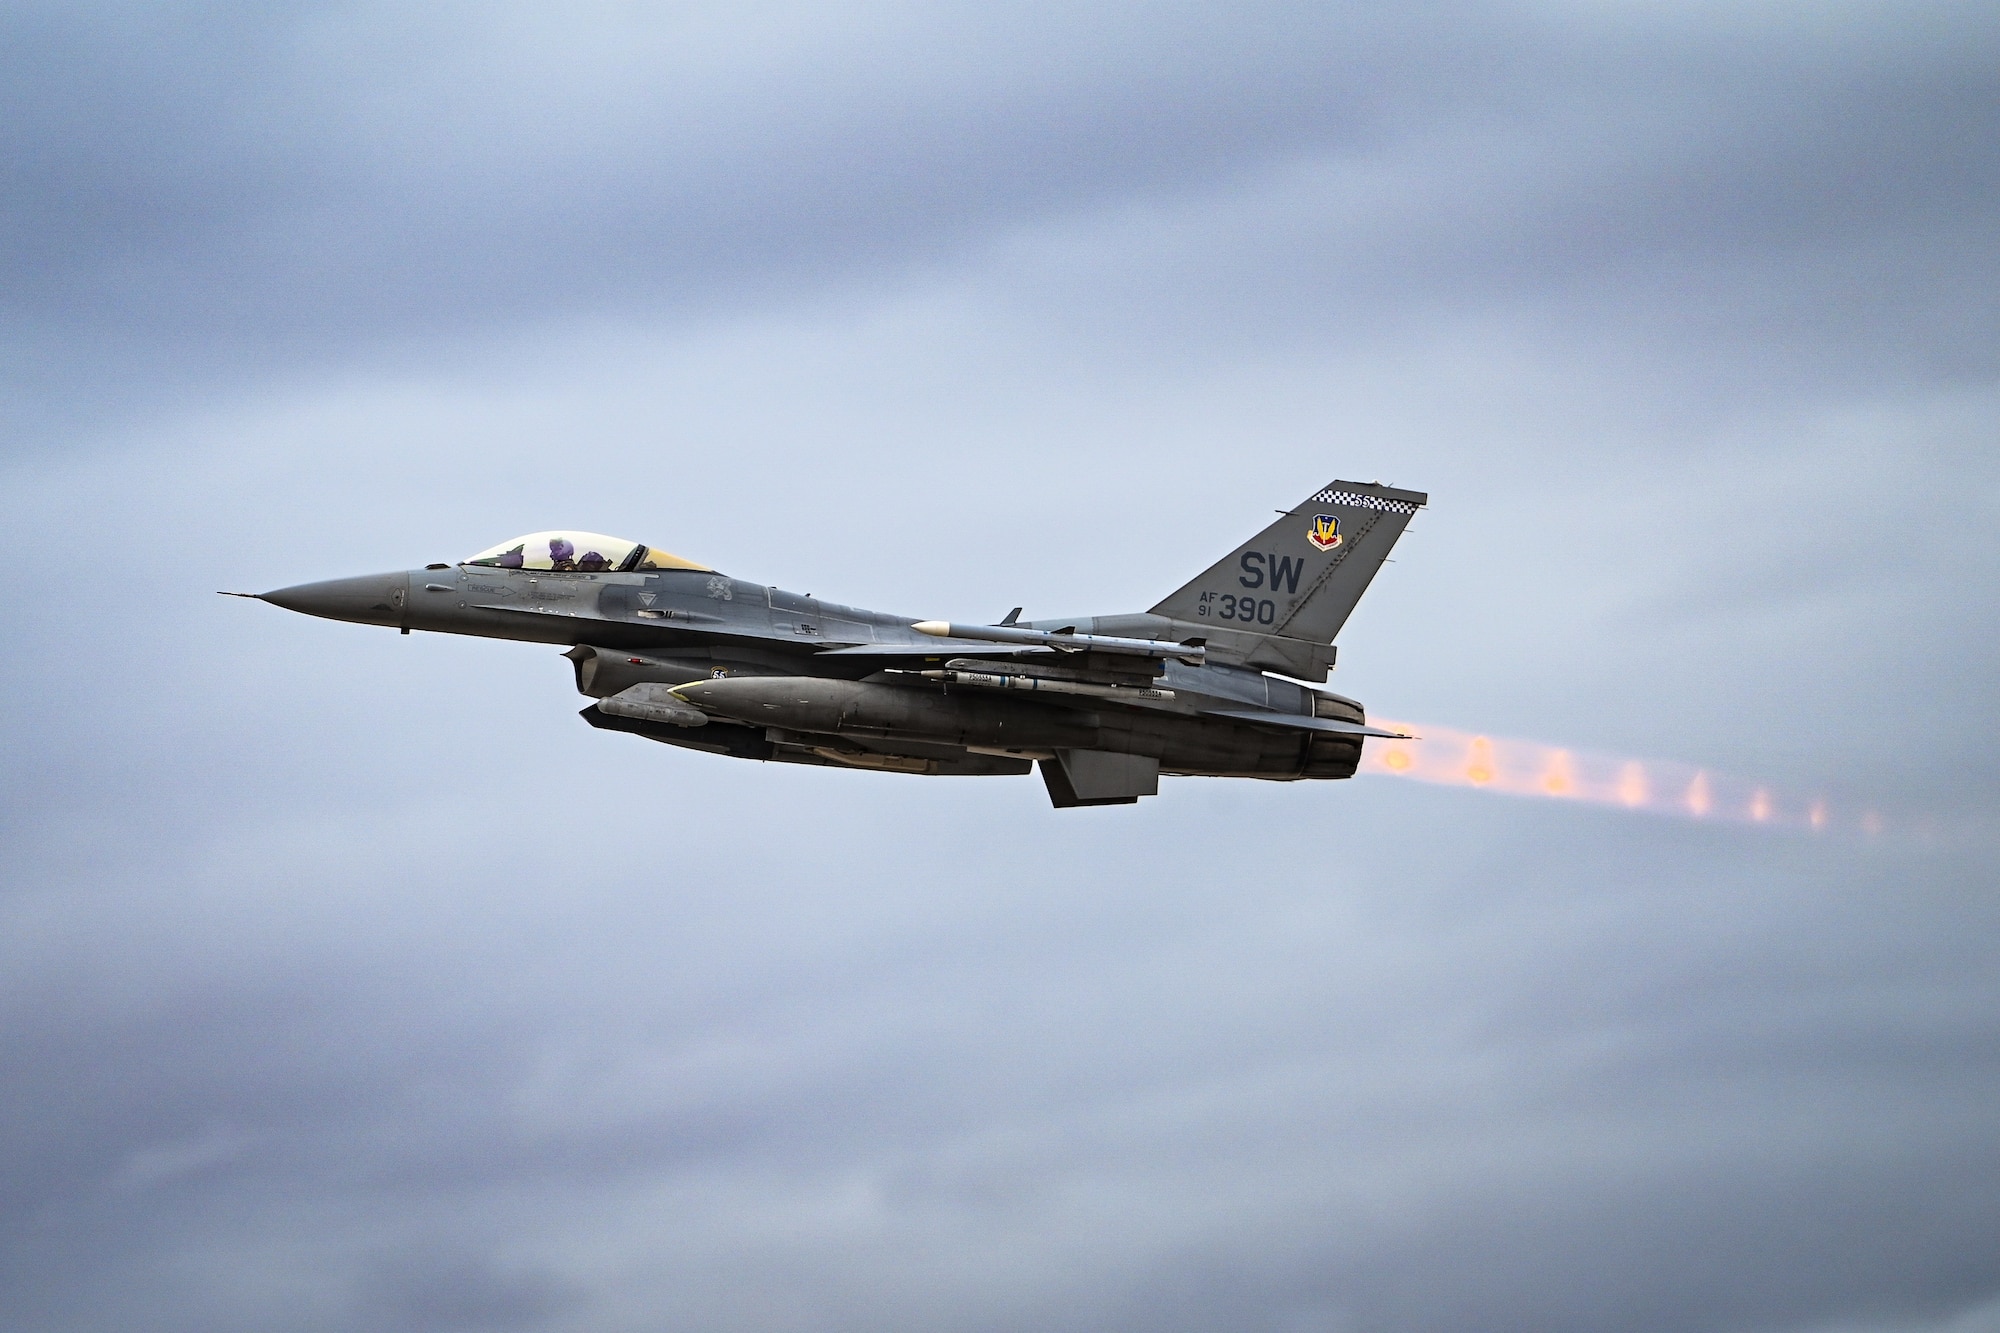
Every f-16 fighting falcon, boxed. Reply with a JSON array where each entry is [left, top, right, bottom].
[[239, 479, 1425, 807]]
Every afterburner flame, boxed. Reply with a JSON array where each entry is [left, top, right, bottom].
[[1361, 718, 1880, 835]]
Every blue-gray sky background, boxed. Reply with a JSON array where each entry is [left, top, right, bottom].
[[3, 4, 1997, 1330]]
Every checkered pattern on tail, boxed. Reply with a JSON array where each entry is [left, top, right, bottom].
[[1309, 489, 1420, 515]]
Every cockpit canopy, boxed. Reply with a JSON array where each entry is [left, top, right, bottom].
[[464, 531, 710, 574]]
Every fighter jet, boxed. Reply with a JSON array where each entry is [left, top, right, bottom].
[[241, 479, 1425, 807]]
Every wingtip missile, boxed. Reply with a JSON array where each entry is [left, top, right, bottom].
[[908, 620, 1205, 662]]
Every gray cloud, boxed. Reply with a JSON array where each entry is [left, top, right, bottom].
[[4, 4, 1994, 432]]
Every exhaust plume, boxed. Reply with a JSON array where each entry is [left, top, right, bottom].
[[1361, 719, 1882, 836]]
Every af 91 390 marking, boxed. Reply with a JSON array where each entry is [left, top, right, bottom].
[[1196, 591, 1277, 624]]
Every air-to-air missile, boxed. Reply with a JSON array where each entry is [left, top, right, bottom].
[[236, 479, 1424, 807]]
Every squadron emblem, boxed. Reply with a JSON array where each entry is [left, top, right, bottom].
[[1307, 514, 1342, 552]]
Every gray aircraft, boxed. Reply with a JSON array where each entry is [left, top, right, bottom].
[[240, 479, 1425, 807]]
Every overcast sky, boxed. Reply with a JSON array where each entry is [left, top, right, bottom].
[[3, 4, 1998, 1331]]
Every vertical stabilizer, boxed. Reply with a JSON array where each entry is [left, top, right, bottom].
[[1149, 479, 1426, 647]]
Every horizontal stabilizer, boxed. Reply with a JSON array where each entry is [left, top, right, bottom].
[[1203, 709, 1411, 740]]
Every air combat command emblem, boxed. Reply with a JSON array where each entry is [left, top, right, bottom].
[[1308, 513, 1342, 551]]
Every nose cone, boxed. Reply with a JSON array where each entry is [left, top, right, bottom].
[[261, 572, 409, 627]]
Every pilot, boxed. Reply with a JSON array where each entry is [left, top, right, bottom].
[[576, 549, 610, 572], [548, 537, 577, 571]]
